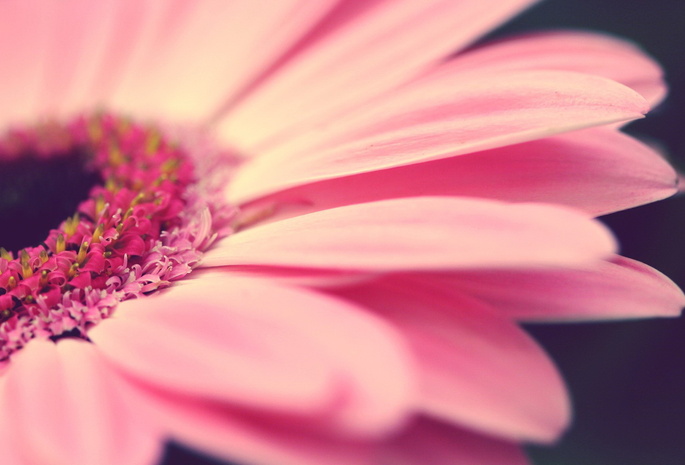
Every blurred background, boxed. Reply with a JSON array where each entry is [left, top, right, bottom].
[[161, 1, 685, 464], [498, 1, 685, 464]]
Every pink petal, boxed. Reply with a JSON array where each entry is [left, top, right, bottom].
[[217, 0, 538, 151], [109, 0, 338, 122], [380, 417, 528, 465], [0, 1, 56, 124], [33, 0, 121, 117], [90, 274, 415, 435], [334, 276, 569, 442], [186, 267, 379, 289], [89, 290, 337, 414], [447, 255, 685, 322], [0, 1, 170, 122], [203, 197, 616, 270], [443, 31, 666, 106], [4, 338, 161, 465], [228, 70, 648, 203], [242, 128, 677, 219], [139, 389, 374, 465], [0, 392, 22, 465], [83, 1, 176, 111]]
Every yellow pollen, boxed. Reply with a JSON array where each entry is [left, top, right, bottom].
[[64, 213, 80, 238], [109, 146, 126, 166], [0, 248, 12, 260], [20, 250, 33, 279], [39, 249, 49, 264], [153, 174, 169, 186], [161, 158, 180, 174], [91, 224, 104, 244], [145, 130, 162, 154], [122, 207, 134, 222], [68, 263, 79, 278], [39, 269, 49, 288], [131, 192, 146, 207], [55, 233, 66, 253], [7, 276, 16, 290], [95, 195, 106, 218], [77, 241, 89, 264], [105, 178, 119, 192]]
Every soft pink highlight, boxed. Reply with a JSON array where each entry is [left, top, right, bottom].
[[0, 1, 682, 465]]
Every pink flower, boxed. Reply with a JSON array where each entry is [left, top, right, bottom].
[[0, 1, 682, 465]]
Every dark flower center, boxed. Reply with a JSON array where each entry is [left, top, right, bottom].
[[0, 114, 234, 360], [0, 144, 101, 252]]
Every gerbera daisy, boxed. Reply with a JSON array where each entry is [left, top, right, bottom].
[[0, 1, 682, 465]]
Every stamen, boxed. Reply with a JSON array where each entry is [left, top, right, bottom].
[[91, 224, 104, 244], [94, 195, 106, 218], [20, 249, 33, 279], [76, 241, 89, 264], [105, 178, 119, 193], [145, 130, 162, 154], [64, 213, 80, 238], [68, 263, 79, 279], [39, 269, 49, 288], [0, 113, 237, 359], [109, 146, 126, 166], [55, 233, 66, 253]]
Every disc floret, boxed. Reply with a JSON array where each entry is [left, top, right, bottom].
[[0, 114, 235, 359]]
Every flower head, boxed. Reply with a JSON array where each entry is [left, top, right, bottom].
[[0, 114, 235, 359], [0, 1, 683, 465]]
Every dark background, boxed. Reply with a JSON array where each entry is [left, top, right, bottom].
[[162, 1, 685, 464], [499, 1, 685, 464]]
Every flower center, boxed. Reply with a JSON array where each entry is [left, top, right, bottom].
[[0, 140, 101, 252], [0, 114, 235, 359]]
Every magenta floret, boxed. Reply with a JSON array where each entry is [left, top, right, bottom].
[[0, 114, 236, 359]]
